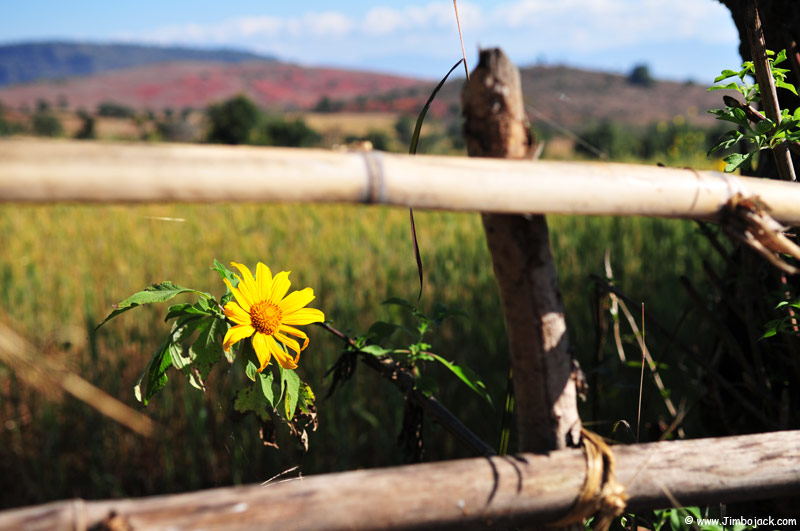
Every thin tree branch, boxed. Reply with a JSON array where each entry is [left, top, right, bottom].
[[745, 0, 796, 181], [316, 322, 497, 457]]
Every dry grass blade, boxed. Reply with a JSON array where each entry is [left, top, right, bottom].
[[604, 254, 685, 437], [0, 321, 157, 437], [452, 1, 469, 80]]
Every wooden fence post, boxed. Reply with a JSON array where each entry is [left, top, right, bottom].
[[462, 48, 582, 453]]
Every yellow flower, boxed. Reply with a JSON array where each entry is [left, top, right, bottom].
[[222, 261, 324, 371]]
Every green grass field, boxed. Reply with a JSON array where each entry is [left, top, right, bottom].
[[0, 201, 723, 507]]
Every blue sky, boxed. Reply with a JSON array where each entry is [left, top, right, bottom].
[[2, 1, 742, 83]]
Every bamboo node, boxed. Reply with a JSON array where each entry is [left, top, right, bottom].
[[549, 428, 628, 531]]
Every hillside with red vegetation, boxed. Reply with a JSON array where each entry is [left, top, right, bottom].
[[0, 60, 428, 112]]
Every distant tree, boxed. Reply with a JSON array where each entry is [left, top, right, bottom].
[[627, 63, 654, 87], [57, 94, 69, 110], [313, 96, 344, 113], [576, 121, 636, 159], [394, 116, 415, 146], [363, 130, 391, 151], [32, 111, 63, 137], [74, 110, 95, 139], [36, 99, 50, 112], [206, 95, 261, 145], [0, 101, 23, 136], [0, 107, 10, 136], [254, 116, 321, 148], [97, 101, 135, 118]]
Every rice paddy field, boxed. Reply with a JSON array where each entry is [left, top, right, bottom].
[[0, 200, 724, 507]]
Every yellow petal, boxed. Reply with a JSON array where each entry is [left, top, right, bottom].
[[224, 301, 251, 326], [223, 324, 255, 351], [279, 288, 315, 315], [252, 332, 272, 371], [274, 332, 301, 355], [232, 272, 259, 308], [270, 271, 292, 303], [278, 324, 310, 350], [266, 334, 298, 370], [223, 278, 253, 312], [282, 307, 325, 326], [256, 262, 273, 301], [230, 262, 260, 301]]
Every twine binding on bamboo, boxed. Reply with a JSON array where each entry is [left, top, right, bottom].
[[549, 428, 628, 531], [360, 150, 386, 204]]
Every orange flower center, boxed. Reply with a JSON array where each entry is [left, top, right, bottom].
[[250, 300, 283, 335]]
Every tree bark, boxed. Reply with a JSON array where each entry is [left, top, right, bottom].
[[462, 48, 581, 453]]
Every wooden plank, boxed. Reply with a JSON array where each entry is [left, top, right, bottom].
[[2, 138, 800, 225], [463, 48, 581, 452], [1, 430, 798, 530]]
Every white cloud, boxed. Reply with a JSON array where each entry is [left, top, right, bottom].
[[491, 0, 736, 51], [116, 0, 739, 79]]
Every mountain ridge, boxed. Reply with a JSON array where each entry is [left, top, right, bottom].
[[0, 42, 731, 129], [0, 41, 275, 86]]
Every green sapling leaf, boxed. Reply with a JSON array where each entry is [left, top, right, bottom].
[[134, 332, 176, 405], [245, 360, 258, 381], [96, 281, 210, 330], [259, 370, 275, 407], [234, 385, 270, 422], [280, 367, 301, 421], [427, 353, 493, 406], [359, 344, 393, 356]]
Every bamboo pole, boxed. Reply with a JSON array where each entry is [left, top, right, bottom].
[[1, 430, 798, 530], [2, 138, 800, 224]]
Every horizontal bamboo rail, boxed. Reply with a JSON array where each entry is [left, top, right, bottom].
[[2, 138, 800, 224], [1, 429, 797, 530]]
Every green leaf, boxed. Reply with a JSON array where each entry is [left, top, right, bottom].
[[184, 317, 224, 389], [708, 81, 739, 92], [431, 302, 469, 325], [713, 69, 739, 83], [212, 259, 238, 285], [668, 509, 681, 531], [415, 373, 439, 397], [359, 344, 392, 356], [245, 359, 258, 381], [297, 382, 315, 415], [366, 321, 400, 343], [234, 384, 270, 422], [280, 367, 301, 421], [755, 118, 775, 135], [259, 370, 275, 407], [775, 79, 798, 96], [723, 151, 755, 172], [165, 301, 214, 322], [96, 281, 208, 330], [427, 353, 493, 406], [707, 130, 743, 156], [133, 333, 175, 405]]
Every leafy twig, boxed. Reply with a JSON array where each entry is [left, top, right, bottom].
[[745, 1, 796, 181], [317, 321, 497, 457]]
